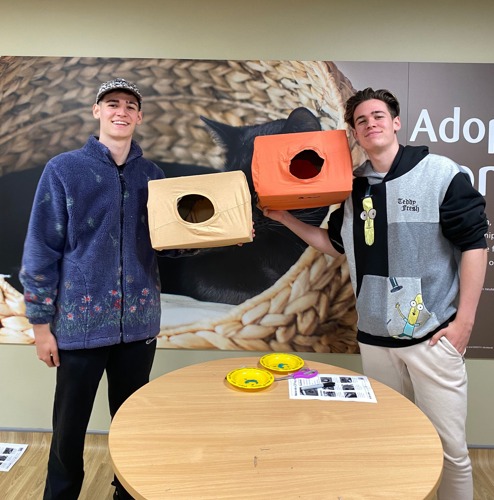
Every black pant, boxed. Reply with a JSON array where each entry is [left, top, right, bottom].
[[43, 339, 157, 500]]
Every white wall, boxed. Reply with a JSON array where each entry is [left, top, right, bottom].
[[2, 0, 494, 62], [1, 0, 493, 446]]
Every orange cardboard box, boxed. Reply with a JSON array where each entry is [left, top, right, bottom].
[[252, 129, 353, 210], [147, 170, 253, 250]]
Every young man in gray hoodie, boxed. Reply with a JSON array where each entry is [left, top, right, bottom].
[[263, 88, 487, 500]]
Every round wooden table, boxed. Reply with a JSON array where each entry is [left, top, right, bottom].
[[109, 357, 443, 499]]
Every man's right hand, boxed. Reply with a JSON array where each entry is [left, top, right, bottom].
[[262, 207, 289, 223], [33, 324, 60, 367]]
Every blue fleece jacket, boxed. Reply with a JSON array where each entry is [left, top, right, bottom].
[[19, 136, 165, 349]]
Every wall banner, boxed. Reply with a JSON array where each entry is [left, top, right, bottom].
[[0, 57, 492, 358]]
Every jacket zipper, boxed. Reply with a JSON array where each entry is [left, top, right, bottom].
[[118, 164, 126, 342]]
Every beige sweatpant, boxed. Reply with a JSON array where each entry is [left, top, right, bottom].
[[358, 338, 472, 500]]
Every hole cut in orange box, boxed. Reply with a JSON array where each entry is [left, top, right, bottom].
[[252, 130, 353, 210]]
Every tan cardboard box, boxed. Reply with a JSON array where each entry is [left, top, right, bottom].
[[148, 170, 253, 250]]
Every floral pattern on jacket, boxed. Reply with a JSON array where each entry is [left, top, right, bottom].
[[20, 136, 165, 349]]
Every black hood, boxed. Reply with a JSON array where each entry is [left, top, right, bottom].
[[385, 145, 429, 181]]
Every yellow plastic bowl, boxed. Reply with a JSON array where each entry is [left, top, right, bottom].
[[259, 353, 305, 373], [226, 367, 275, 391]]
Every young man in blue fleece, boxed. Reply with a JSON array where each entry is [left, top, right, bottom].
[[263, 88, 488, 500], [20, 78, 163, 499]]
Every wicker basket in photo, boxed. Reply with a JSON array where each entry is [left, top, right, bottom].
[[0, 57, 364, 353]]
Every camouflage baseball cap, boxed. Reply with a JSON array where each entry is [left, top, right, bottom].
[[96, 78, 142, 109]]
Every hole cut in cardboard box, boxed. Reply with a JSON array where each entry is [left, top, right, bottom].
[[252, 130, 353, 210], [147, 170, 253, 250]]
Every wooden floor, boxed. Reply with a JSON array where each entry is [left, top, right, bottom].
[[0, 431, 114, 500], [0, 431, 493, 499]]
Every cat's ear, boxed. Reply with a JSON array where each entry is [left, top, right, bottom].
[[200, 116, 242, 148], [281, 107, 322, 134]]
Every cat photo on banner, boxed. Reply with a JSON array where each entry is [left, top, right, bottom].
[[0, 57, 363, 353]]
